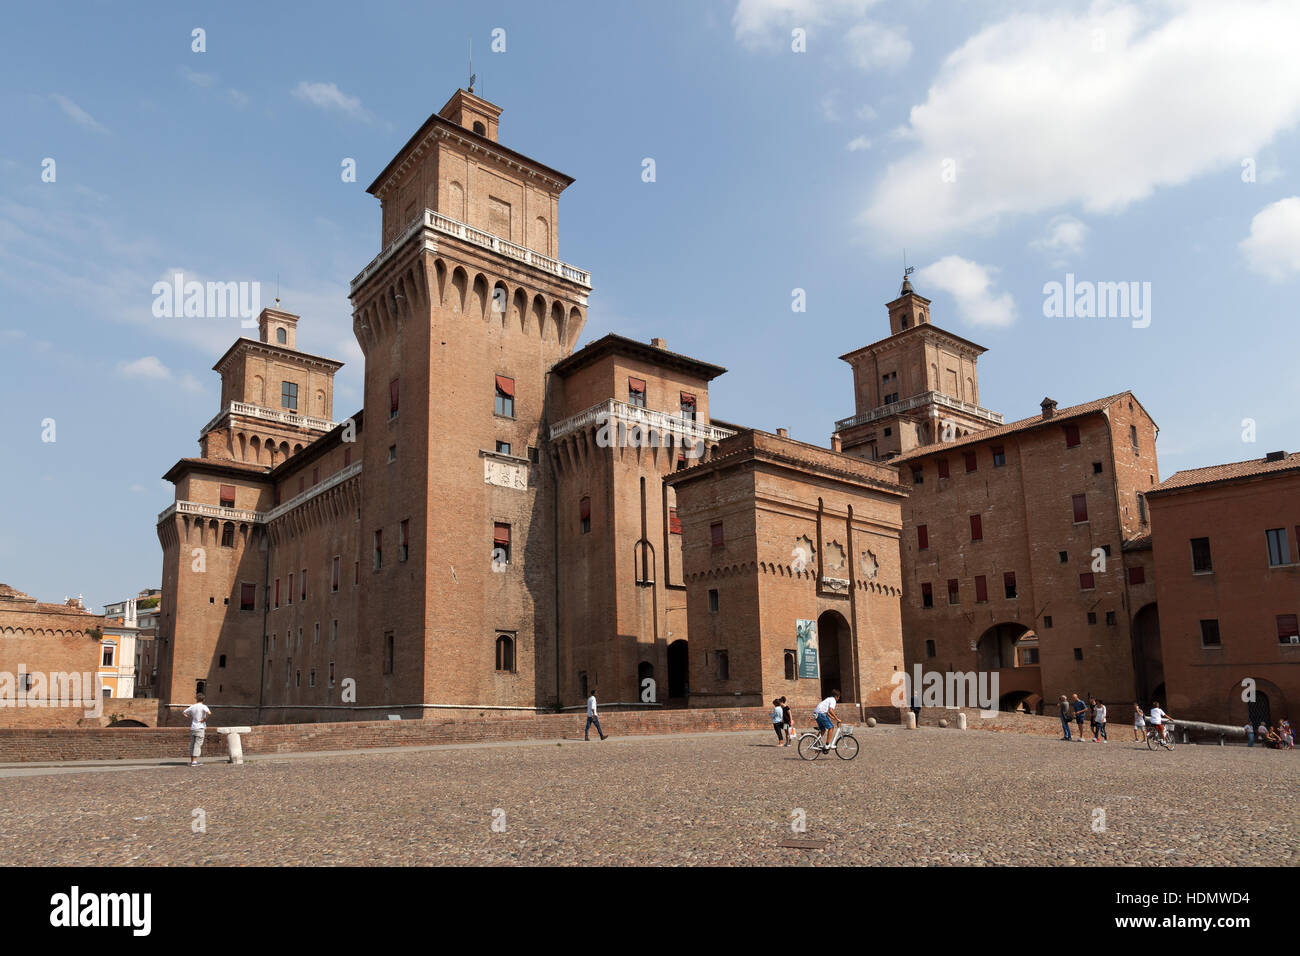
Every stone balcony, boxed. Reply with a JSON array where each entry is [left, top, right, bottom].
[[549, 399, 735, 445], [835, 391, 1004, 433], [157, 463, 362, 526], [200, 402, 337, 439]]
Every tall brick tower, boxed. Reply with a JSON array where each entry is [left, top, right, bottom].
[[348, 89, 592, 711], [835, 276, 1003, 460]]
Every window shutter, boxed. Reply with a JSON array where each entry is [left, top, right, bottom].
[[669, 508, 682, 534], [917, 525, 929, 549], [390, 378, 399, 414], [937, 459, 950, 479], [680, 392, 696, 407], [495, 375, 515, 398], [970, 514, 983, 540], [219, 484, 236, 508], [1072, 494, 1089, 523], [628, 377, 647, 394], [974, 575, 988, 602], [493, 522, 511, 546], [710, 522, 724, 547], [579, 497, 591, 521]]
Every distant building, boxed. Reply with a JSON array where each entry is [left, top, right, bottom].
[[1147, 451, 1300, 725], [101, 588, 161, 698], [0, 584, 104, 724]]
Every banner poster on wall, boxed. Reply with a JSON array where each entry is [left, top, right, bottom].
[[796, 619, 819, 679]]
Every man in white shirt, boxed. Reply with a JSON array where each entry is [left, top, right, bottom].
[[182, 693, 212, 767], [1148, 700, 1172, 743], [813, 690, 841, 751], [584, 689, 607, 741]]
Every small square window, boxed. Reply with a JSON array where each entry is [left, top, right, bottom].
[[921, 582, 933, 608], [1128, 566, 1145, 585], [1200, 619, 1221, 647], [1080, 572, 1095, 590], [1092, 461, 1103, 474], [1044, 615, 1053, 629], [937, 459, 950, 479], [911, 467, 923, 485], [1058, 551, 1068, 564], [1277, 614, 1299, 645], [496, 441, 511, 456], [388, 444, 397, 463], [1064, 424, 1080, 448], [991, 446, 1006, 468], [1087, 612, 1097, 625], [708, 589, 719, 613], [925, 639, 936, 658], [1073, 647, 1084, 660], [1105, 610, 1117, 626]]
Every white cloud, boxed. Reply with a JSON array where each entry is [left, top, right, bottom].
[[50, 94, 107, 134], [733, 0, 877, 47], [182, 68, 217, 89], [862, 1, 1300, 245], [1240, 196, 1300, 280], [855, 103, 878, 123], [292, 81, 367, 120], [914, 255, 1017, 328], [845, 21, 911, 72], [1030, 214, 1089, 260], [227, 89, 249, 108], [846, 136, 871, 152], [116, 355, 205, 393]]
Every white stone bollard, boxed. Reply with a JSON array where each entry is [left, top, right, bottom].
[[957, 712, 967, 730], [906, 711, 917, 730], [217, 726, 252, 765]]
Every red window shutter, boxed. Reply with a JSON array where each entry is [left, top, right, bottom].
[[274, 579, 280, 606], [1004, 571, 1016, 591], [1080, 572, 1095, 590], [947, 579, 959, 601], [219, 484, 236, 507], [964, 451, 977, 472], [1072, 494, 1088, 523], [1128, 566, 1145, 585], [710, 522, 724, 547], [579, 497, 591, 521], [1279, 614, 1299, 640], [240, 583, 255, 609], [680, 392, 696, 407], [921, 582, 932, 600], [975, 575, 988, 602], [628, 377, 646, 394], [390, 378, 399, 414], [495, 375, 515, 398], [970, 514, 983, 540], [669, 508, 682, 534], [1065, 424, 1081, 447], [917, 525, 929, 550], [494, 523, 511, 546], [937, 458, 950, 479]]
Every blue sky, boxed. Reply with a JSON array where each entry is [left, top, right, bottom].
[[2, 0, 1298, 610]]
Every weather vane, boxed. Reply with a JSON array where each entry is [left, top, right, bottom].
[[469, 38, 475, 92]]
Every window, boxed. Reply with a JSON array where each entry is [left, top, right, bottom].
[[496, 441, 511, 456], [1092, 461, 1103, 474], [1064, 424, 1080, 448], [1277, 614, 1299, 644], [1080, 572, 1095, 590], [313, 623, 319, 646], [1073, 648, 1084, 661], [884, 427, 893, 437], [300, 569, 306, 601], [784, 651, 795, 680], [921, 582, 933, 608], [1004, 571, 1017, 599], [937, 458, 950, 479], [494, 375, 515, 417], [343, 447, 352, 467], [373, 530, 383, 570], [917, 525, 929, 550], [884, 392, 899, 404], [1058, 550, 1068, 564], [240, 583, 256, 611], [1087, 612, 1097, 625], [354, 561, 359, 586], [329, 661, 336, 687], [947, 578, 959, 605], [925, 639, 936, 658], [911, 467, 923, 485], [1072, 494, 1089, 523], [580, 497, 591, 534], [680, 392, 696, 422], [970, 514, 983, 541], [400, 519, 410, 562], [1101, 544, 1112, 557], [332, 556, 340, 592], [1200, 619, 1221, 647], [1137, 492, 1147, 523], [669, 507, 681, 535], [276, 327, 287, 344], [496, 634, 516, 672], [1020, 647, 1039, 665], [716, 650, 729, 680], [964, 451, 977, 473], [708, 589, 719, 613], [628, 377, 647, 408], [389, 378, 399, 418], [275, 578, 281, 607], [219, 484, 236, 508], [1191, 537, 1212, 573], [281, 381, 298, 410], [288, 573, 295, 604], [1130, 424, 1139, 452], [1044, 615, 1053, 629], [1105, 611, 1117, 626], [494, 523, 511, 564], [388, 445, 397, 463], [710, 522, 724, 548], [102, 642, 115, 667], [974, 575, 988, 603], [331, 620, 338, 642], [221, 522, 235, 548], [383, 631, 394, 674], [991, 446, 1006, 467], [1128, 566, 1145, 585], [309, 669, 316, 688], [1266, 528, 1290, 567]]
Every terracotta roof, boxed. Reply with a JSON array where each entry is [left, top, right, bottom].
[[551, 333, 726, 381], [1149, 451, 1300, 496], [1123, 534, 1153, 552], [893, 392, 1137, 463], [163, 457, 272, 483], [0, 584, 37, 603]]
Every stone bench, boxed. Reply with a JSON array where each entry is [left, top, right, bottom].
[[215, 726, 252, 764]]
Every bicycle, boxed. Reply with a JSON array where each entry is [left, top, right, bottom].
[[1145, 719, 1175, 751], [797, 722, 859, 760]]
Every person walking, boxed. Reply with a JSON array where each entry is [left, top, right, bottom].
[[780, 696, 792, 746], [772, 698, 786, 745], [1058, 695, 1072, 740], [1245, 721, 1255, 747], [1133, 703, 1146, 741], [1071, 693, 1087, 741], [911, 689, 922, 727], [584, 688, 607, 741], [182, 693, 211, 768], [1092, 699, 1108, 741]]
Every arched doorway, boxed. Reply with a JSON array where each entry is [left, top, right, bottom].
[[974, 622, 1040, 710], [816, 610, 852, 701], [667, 640, 688, 700], [1132, 603, 1162, 704], [975, 622, 1031, 671]]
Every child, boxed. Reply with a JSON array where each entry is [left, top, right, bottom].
[[780, 696, 792, 746], [1133, 703, 1146, 741]]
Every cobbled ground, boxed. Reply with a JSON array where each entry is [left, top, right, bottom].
[[0, 726, 1293, 866]]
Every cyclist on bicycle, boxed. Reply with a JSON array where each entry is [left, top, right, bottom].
[[814, 690, 841, 751], [1148, 700, 1173, 743]]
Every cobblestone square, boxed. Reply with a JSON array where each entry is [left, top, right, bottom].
[[0, 727, 1293, 866]]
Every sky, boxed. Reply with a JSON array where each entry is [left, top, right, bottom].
[[1, 0, 1298, 611]]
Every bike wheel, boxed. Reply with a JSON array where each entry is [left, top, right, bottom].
[[1162, 734, 1175, 751], [1146, 731, 1156, 750], [797, 734, 823, 760], [835, 733, 859, 760]]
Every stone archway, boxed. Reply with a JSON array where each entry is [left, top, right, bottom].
[[667, 640, 688, 700], [1132, 603, 1162, 704], [816, 609, 852, 702]]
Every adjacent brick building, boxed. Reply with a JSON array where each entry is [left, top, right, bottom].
[[0, 584, 106, 727], [1146, 451, 1300, 725]]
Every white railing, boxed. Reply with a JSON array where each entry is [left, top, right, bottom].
[[156, 463, 363, 526], [550, 399, 736, 444], [351, 209, 592, 293], [200, 402, 336, 438], [835, 391, 1004, 432]]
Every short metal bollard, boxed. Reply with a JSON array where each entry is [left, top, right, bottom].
[[216, 726, 252, 765]]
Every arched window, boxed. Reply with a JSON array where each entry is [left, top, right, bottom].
[[495, 634, 515, 673], [221, 522, 235, 548], [276, 327, 287, 344], [102, 641, 116, 667], [473, 121, 486, 135], [716, 650, 729, 681], [784, 651, 795, 681]]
